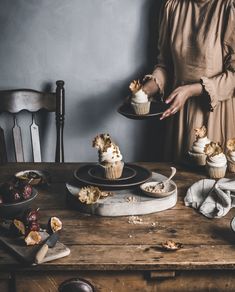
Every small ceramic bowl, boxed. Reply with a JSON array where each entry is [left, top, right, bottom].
[[140, 181, 176, 198], [15, 170, 50, 186], [0, 188, 38, 219]]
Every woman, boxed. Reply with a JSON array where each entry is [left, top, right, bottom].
[[143, 0, 235, 162]]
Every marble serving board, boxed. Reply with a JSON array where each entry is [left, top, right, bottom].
[[66, 173, 177, 217]]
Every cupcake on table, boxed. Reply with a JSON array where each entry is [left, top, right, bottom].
[[188, 126, 210, 166], [204, 142, 227, 179], [92, 134, 124, 180], [129, 80, 150, 115], [226, 138, 235, 173]]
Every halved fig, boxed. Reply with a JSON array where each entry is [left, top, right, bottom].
[[10, 219, 26, 236], [24, 231, 41, 246], [48, 217, 62, 233]]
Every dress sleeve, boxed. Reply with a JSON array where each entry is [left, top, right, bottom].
[[201, 1, 235, 110], [151, 1, 174, 94]]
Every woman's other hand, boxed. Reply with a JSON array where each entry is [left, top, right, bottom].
[[160, 83, 203, 120]]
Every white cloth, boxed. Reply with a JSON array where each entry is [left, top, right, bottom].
[[185, 178, 235, 218]]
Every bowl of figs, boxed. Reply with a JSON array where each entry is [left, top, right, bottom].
[[0, 178, 37, 219]]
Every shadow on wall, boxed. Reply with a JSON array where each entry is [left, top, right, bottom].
[[140, 0, 167, 162]]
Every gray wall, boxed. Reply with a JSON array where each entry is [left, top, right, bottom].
[[0, 0, 164, 162]]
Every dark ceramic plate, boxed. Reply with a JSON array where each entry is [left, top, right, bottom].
[[74, 163, 152, 189], [0, 188, 38, 219], [88, 165, 136, 182], [118, 100, 169, 120]]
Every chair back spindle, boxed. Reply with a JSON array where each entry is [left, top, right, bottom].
[[0, 125, 7, 164], [55, 80, 65, 163], [12, 115, 24, 162], [30, 114, 41, 162]]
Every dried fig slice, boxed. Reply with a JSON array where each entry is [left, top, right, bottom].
[[161, 240, 183, 251], [24, 231, 41, 246]]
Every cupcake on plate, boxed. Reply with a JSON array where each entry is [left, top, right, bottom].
[[204, 142, 227, 179], [226, 138, 235, 173], [129, 80, 150, 115], [188, 126, 210, 166], [92, 134, 124, 180]]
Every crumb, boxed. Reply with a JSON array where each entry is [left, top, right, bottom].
[[128, 216, 143, 224], [126, 196, 137, 203]]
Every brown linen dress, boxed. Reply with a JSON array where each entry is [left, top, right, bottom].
[[152, 0, 235, 162]]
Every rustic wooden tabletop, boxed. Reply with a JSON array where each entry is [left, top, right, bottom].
[[0, 162, 235, 274]]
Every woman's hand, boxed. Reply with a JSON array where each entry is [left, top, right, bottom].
[[142, 79, 159, 96], [160, 83, 203, 120]]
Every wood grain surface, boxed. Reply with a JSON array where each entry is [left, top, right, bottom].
[[0, 162, 234, 274]]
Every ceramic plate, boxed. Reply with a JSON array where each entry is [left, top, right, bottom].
[[73, 163, 152, 189], [88, 165, 136, 182], [118, 100, 168, 120]]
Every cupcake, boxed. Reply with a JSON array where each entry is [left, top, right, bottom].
[[204, 142, 227, 179], [129, 80, 150, 115], [188, 126, 210, 166], [226, 138, 235, 173], [92, 134, 124, 180]]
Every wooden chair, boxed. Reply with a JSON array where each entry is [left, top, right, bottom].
[[0, 80, 65, 163]]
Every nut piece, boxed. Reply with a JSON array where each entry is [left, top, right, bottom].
[[48, 217, 62, 233], [161, 240, 183, 251], [24, 231, 41, 246], [144, 183, 165, 194]]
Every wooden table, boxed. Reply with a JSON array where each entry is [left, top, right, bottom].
[[0, 163, 235, 292]]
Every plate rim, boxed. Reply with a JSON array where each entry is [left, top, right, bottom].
[[88, 165, 137, 182]]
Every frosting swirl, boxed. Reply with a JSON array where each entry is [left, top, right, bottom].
[[131, 89, 148, 104], [206, 153, 227, 168], [191, 136, 211, 154], [99, 144, 122, 164]]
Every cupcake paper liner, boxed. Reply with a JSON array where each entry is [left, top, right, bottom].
[[228, 160, 235, 173], [102, 161, 124, 180], [131, 101, 150, 115], [188, 151, 207, 166], [206, 164, 227, 179]]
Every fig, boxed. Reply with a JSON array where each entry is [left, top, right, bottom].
[[24, 231, 41, 246], [21, 184, 33, 200], [48, 217, 62, 233], [27, 221, 40, 233], [10, 219, 26, 236], [23, 209, 39, 225]]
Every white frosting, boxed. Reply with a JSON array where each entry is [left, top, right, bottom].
[[131, 89, 148, 104], [100, 144, 123, 163], [191, 137, 211, 154], [207, 153, 227, 168], [228, 151, 235, 163]]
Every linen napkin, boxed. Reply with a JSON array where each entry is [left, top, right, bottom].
[[184, 178, 235, 218]]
